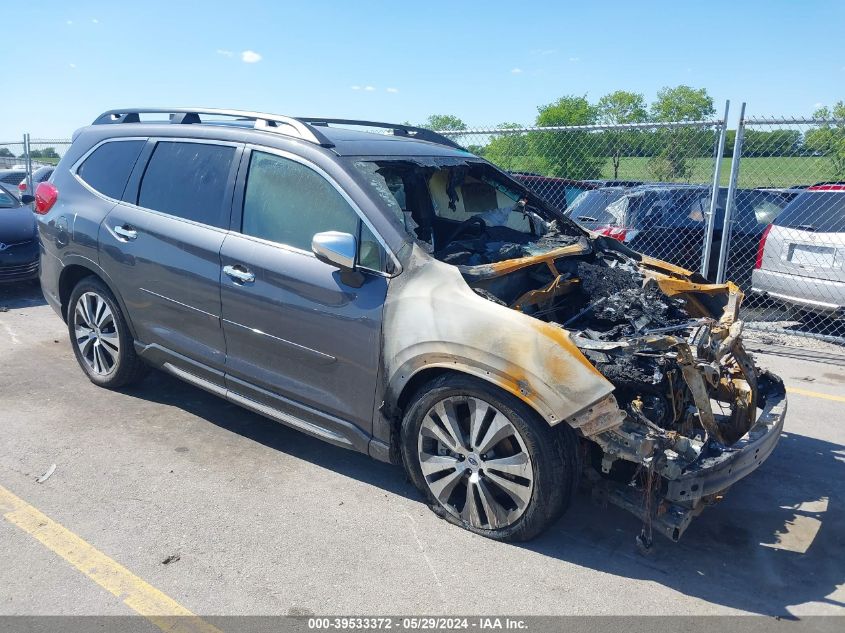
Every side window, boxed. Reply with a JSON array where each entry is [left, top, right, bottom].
[[242, 151, 360, 254], [77, 140, 145, 200], [0, 189, 17, 208], [138, 141, 235, 227]]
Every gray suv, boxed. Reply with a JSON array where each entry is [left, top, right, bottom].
[[38, 108, 786, 545]]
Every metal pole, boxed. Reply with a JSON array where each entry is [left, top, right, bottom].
[[700, 100, 730, 278], [716, 102, 746, 284], [23, 134, 33, 195]]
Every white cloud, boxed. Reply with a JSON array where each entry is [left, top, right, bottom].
[[351, 85, 362, 91], [91, 18, 99, 24], [386, 87, 399, 93], [510, 67, 523, 74], [530, 48, 557, 56], [69, 63, 76, 69], [568, 56, 580, 62], [66, 20, 73, 25], [216, 49, 234, 57], [240, 50, 262, 63], [364, 85, 375, 91]]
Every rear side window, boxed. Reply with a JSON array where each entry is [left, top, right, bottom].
[[567, 190, 626, 224], [77, 140, 145, 200], [241, 151, 359, 252], [773, 192, 845, 233], [138, 141, 235, 227]]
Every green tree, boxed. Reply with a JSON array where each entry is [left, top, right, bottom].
[[41, 147, 59, 159], [482, 123, 549, 173], [533, 95, 604, 179], [650, 85, 715, 122], [422, 114, 467, 131], [805, 101, 845, 178], [0, 148, 13, 158], [648, 85, 716, 180], [596, 90, 648, 178]]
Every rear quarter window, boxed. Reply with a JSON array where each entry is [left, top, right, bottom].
[[77, 140, 146, 200], [773, 192, 845, 233]]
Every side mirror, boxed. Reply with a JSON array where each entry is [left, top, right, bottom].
[[20, 194, 35, 205], [312, 231, 365, 287], [312, 231, 357, 271]]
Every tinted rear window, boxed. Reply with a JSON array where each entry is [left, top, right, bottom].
[[773, 192, 845, 233], [138, 141, 235, 227], [77, 140, 145, 199]]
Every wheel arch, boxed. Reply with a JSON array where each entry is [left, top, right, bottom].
[[58, 258, 138, 338]]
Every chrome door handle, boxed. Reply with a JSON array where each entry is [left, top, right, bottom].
[[113, 225, 137, 240], [223, 264, 255, 284]]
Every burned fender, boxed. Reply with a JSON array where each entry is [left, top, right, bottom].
[[383, 245, 617, 431]]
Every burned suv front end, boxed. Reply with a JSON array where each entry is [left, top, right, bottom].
[[359, 156, 786, 543], [459, 234, 787, 543]]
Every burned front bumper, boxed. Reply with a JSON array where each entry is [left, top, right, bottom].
[[590, 371, 787, 542]]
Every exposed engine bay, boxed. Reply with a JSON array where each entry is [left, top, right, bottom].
[[358, 158, 786, 544]]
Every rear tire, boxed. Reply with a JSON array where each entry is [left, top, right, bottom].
[[400, 374, 579, 542], [67, 277, 147, 389]]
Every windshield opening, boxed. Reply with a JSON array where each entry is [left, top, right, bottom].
[[352, 159, 583, 266]]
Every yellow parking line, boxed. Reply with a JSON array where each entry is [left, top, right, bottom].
[[786, 386, 845, 403], [0, 483, 222, 633]]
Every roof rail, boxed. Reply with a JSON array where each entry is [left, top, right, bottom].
[[91, 108, 336, 148], [297, 118, 465, 150]]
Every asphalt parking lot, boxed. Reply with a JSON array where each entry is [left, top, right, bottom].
[[1, 282, 844, 619]]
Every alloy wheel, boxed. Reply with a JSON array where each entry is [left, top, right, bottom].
[[73, 291, 120, 376], [417, 396, 535, 530]]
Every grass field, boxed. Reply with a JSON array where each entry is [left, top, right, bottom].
[[602, 156, 838, 188]]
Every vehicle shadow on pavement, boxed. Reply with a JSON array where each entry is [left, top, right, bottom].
[[122, 370, 418, 501], [0, 282, 46, 310], [527, 430, 845, 616], [123, 371, 842, 617]]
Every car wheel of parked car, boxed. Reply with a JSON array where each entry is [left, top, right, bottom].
[[68, 277, 147, 388], [400, 374, 579, 541]]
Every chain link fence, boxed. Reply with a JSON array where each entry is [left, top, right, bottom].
[[441, 106, 844, 350], [0, 137, 71, 196], [5, 107, 844, 350], [442, 119, 728, 280], [724, 115, 845, 345]]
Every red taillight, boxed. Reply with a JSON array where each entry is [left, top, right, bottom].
[[18, 181, 26, 191], [597, 225, 628, 242], [34, 181, 58, 215], [755, 224, 773, 269]]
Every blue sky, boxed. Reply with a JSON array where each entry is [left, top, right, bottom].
[[3, 0, 843, 140]]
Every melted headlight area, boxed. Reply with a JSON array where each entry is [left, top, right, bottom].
[[460, 235, 764, 543]]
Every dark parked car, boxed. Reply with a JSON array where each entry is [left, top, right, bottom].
[[0, 183, 39, 283], [36, 108, 785, 544], [0, 168, 29, 196], [566, 184, 798, 286], [18, 165, 55, 198]]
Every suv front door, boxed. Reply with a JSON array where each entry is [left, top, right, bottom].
[[99, 139, 242, 385], [219, 148, 388, 442]]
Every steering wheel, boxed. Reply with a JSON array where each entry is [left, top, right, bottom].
[[446, 216, 486, 243]]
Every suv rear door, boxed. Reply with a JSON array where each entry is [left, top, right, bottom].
[[98, 139, 242, 385], [219, 147, 388, 439]]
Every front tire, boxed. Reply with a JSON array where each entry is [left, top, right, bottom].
[[67, 277, 147, 389], [400, 374, 579, 542]]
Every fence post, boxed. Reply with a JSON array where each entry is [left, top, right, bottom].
[[716, 102, 746, 284], [23, 133, 33, 194], [700, 100, 730, 277]]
